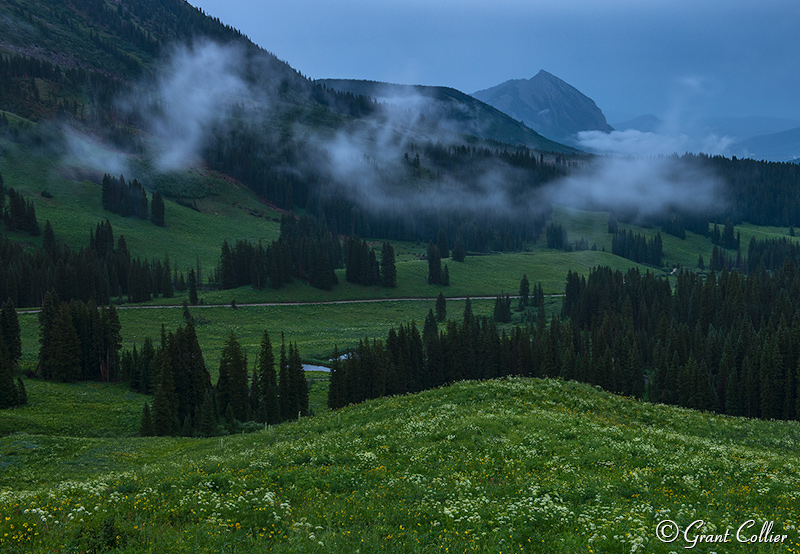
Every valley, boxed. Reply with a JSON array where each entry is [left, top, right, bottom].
[[1, 0, 800, 552]]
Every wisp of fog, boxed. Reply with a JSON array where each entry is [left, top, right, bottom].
[[61, 39, 728, 224]]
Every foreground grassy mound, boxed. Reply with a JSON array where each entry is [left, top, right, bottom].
[[1, 378, 799, 553]]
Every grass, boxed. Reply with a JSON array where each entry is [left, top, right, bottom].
[[1, 377, 799, 553], [18, 298, 547, 372], [0, 381, 145, 438], [0, 139, 282, 272]]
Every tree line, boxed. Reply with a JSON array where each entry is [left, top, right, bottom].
[[1, 171, 40, 236], [330, 262, 800, 423], [0, 218, 175, 308], [101, 174, 165, 226], [0, 299, 26, 409], [37, 290, 122, 382], [134, 320, 309, 437], [611, 230, 663, 266], [215, 215, 403, 292]]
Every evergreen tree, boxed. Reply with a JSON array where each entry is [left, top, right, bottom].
[[51, 304, 81, 383], [139, 402, 154, 436], [278, 334, 291, 421], [0, 339, 18, 408], [100, 305, 122, 382], [188, 268, 199, 305], [151, 191, 166, 226], [493, 294, 512, 323], [151, 385, 174, 436], [290, 343, 309, 417], [256, 331, 280, 424], [435, 292, 447, 322], [427, 242, 442, 284], [519, 274, 530, 309], [42, 220, 56, 255], [37, 289, 61, 380], [381, 242, 397, 288], [197, 391, 217, 437], [216, 331, 249, 422], [219, 240, 237, 290], [1, 299, 21, 366]]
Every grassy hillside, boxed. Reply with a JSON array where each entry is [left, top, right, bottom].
[[1, 377, 798, 553], [0, 137, 282, 271]]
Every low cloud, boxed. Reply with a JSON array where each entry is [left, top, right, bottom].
[[58, 39, 727, 226], [60, 127, 132, 178], [545, 154, 724, 219], [577, 129, 735, 157], [121, 41, 254, 172]]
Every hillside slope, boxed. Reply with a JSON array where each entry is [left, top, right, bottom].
[[319, 79, 578, 153], [1, 377, 797, 553]]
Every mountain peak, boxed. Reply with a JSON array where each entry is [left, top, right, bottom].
[[473, 70, 612, 144], [534, 69, 557, 79]]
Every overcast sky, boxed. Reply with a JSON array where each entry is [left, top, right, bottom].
[[188, 0, 800, 123]]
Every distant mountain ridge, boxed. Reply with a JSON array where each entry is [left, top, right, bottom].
[[735, 127, 800, 162], [318, 79, 578, 153], [472, 70, 613, 144]]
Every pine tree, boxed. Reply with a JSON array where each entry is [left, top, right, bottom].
[[188, 268, 199, 305], [290, 343, 309, 417], [197, 391, 217, 436], [519, 274, 530, 309], [256, 331, 280, 424], [161, 254, 173, 298], [100, 305, 122, 382], [435, 292, 447, 322], [493, 294, 512, 323], [278, 334, 290, 421], [37, 289, 61, 380], [43, 220, 56, 255], [0, 338, 17, 408], [151, 385, 174, 436], [1, 299, 21, 366], [216, 331, 249, 422], [51, 304, 81, 383], [423, 309, 438, 348], [139, 402, 154, 436], [219, 240, 237, 290], [380, 242, 397, 288], [151, 191, 166, 226]]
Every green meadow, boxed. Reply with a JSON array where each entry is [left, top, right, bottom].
[[18, 297, 564, 372], [2, 378, 798, 553], [5, 135, 800, 554]]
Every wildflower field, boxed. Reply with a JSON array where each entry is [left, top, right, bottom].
[[1, 377, 799, 553]]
